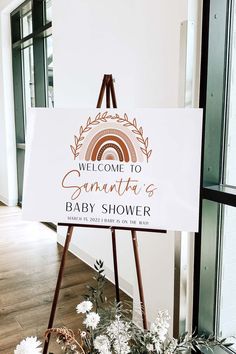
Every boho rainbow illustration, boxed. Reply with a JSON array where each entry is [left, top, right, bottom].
[[70, 112, 152, 163]]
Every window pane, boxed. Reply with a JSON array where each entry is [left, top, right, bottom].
[[225, 5, 236, 186], [218, 205, 236, 347], [45, 0, 52, 23], [21, 1, 32, 38], [46, 35, 54, 107], [22, 45, 35, 131]]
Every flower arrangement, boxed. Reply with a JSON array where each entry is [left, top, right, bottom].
[[15, 260, 233, 354]]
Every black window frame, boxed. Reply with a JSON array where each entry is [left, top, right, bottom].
[[193, 0, 236, 342]]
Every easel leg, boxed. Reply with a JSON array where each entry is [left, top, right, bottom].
[[110, 77, 117, 108], [111, 228, 120, 303], [43, 225, 74, 354], [131, 230, 148, 330], [96, 75, 107, 108], [106, 79, 111, 108]]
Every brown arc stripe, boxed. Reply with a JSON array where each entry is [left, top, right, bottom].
[[91, 135, 130, 162], [97, 143, 124, 162]]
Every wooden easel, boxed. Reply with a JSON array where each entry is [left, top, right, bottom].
[[43, 74, 166, 354]]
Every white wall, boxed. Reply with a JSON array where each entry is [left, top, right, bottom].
[[53, 0, 188, 327], [53, 0, 187, 109], [188, 0, 203, 107]]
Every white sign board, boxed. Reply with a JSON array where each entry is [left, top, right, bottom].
[[22, 108, 202, 232]]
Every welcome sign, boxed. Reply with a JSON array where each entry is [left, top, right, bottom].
[[22, 108, 202, 232]]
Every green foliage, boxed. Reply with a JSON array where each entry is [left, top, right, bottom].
[[174, 332, 234, 353], [83, 260, 106, 312]]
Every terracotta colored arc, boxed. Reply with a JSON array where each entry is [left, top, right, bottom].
[[97, 143, 124, 161], [85, 129, 137, 162], [91, 135, 129, 162]]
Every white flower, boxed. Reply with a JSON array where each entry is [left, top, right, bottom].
[[14, 337, 42, 354], [150, 310, 170, 343], [81, 331, 87, 338], [166, 338, 178, 353], [76, 300, 93, 314], [83, 311, 100, 329], [113, 339, 130, 354], [150, 322, 157, 333], [154, 341, 161, 353], [107, 316, 130, 341], [146, 343, 154, 351], [156, 327, 168, 342], [107, 316, 131, 354], [94, 335, 111, 354]]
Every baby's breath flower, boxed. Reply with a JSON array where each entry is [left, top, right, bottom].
[[146, 343, 154, 352], [94, 335, 111, 354], [154, 341, 161, 353]]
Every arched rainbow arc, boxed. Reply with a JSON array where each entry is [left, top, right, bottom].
[[97, 143, 124, 161], [85, 129, 137, 163], [91, 135, 129, 162]]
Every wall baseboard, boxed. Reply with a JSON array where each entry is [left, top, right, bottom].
[[0, 194, 17, 206], [57, 233, 133, 298]]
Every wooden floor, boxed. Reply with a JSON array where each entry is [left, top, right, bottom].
[[0, 204, 128, 353]]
